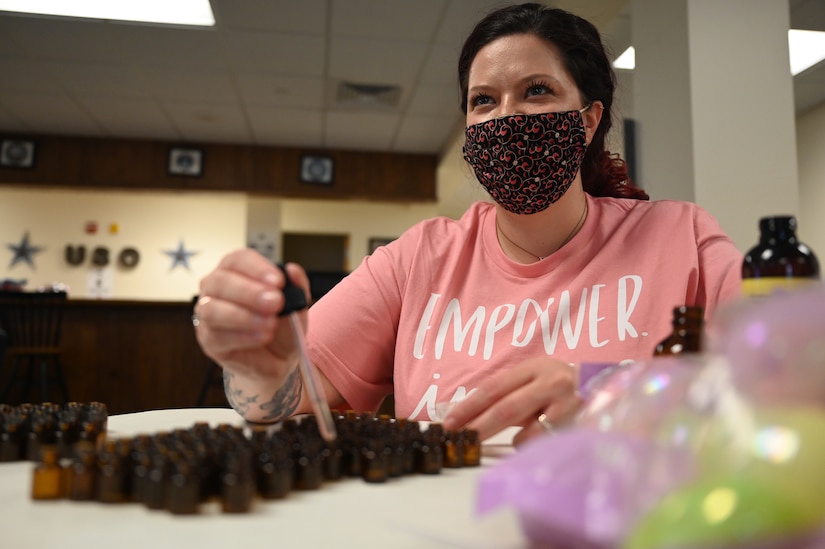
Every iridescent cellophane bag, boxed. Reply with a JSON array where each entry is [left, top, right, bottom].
[[476, 286, 825, 549]]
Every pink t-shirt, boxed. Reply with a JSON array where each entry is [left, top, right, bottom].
[[306, 195, 742, 420]]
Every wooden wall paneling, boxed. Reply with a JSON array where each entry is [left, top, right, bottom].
[[79, 139, 156, 188], [366, 152, 438, 200], [0, 134, 437, 201], [54, 300, 226, 414], [44, 137, 85, 187]]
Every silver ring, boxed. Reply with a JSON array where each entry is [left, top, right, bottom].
[[192, 295, 210, 328], [537, 413, 554, 431]]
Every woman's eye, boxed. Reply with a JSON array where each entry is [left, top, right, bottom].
[[471, 94, 493, 107], [527, 85, 548, 97]]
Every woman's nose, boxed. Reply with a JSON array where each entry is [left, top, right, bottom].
[[497, 96, 526, 118]]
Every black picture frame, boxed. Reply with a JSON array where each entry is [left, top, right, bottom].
[[168, 147, 204, 177], [0, 138, 36, 169], [300, 155, 334, 185], [368, 237, 395, 254]]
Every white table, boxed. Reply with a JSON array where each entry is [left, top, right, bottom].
[[0, 408, 525, 549]]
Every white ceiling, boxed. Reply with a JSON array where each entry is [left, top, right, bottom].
[[0, 0, 822, 157]]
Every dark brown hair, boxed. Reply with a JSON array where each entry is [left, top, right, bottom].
[[458, 3, 648, 200]]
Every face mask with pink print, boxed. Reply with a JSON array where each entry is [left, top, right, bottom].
[[463, 107, 589, 215]]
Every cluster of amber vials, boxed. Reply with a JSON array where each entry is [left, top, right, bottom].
[[28, 410, 481, 515], [0, 402, 108, 463]]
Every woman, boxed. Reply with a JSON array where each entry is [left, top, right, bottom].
[[194, 3, 742, 445]]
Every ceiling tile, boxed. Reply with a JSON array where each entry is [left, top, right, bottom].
[[406, 84, 462, 116], [433, 0, 506, 47], [246, 106, 323, 147], [163, 100, 251, 143], [0, 58, 59, 92], [418, 43, 461, 86], [0, 18, 25, 56], [556, 0, 631, 30], [212, 0, 326, 34], [236, 73, 323, 108], [790, 0, 825, 30], [115, 25, 227, 69], [0, 0, 820, 156], [224, 31, 325, 76], [0, 15, 124, 64], [795, 81, 825, 114], [795, 61, 825, 83], [332, 0, 446, 40], [0, 103, 27, 132], [324, 111, 399, 151], [0, 91, 104, 135], [329, 36, 428, 85], [394, 113, 459, 154], [44, 62, 148, 97], [77, 96, 179, 139], [141, 67, 239, 103]]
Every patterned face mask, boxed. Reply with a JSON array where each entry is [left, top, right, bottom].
[[463, 107, 589, 215]]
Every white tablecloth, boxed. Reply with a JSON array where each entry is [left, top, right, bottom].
[[0, 408, 524, 548]]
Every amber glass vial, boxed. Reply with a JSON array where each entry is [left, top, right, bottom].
[[66, 442, 97, 500], [654, 305, 704, 356], [31, 446, 65, 500]]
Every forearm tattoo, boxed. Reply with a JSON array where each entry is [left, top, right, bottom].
[[223, 367, 303, 422]]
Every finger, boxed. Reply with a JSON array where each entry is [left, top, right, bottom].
[[510, 396, 584, 447], [196, 292, 278, 332], [284, 262, 311, 304], [555, 393, 585, 425], [200, 252, 284, 315], [512, 424, 545, 447], [195, 299, 278, 352], [217, 248, 281, 282], [444, 358, 575, 435], [199, 276, 281, 323], [469, 377, 574, 441], [197, 325, 274, 357], [443, 363, 539, 430]]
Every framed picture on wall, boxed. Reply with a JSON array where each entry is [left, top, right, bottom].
[[0, 139, 36, 169], [168, 147, 203, 177], [368, 237, 396, 254], [300, 155, 334, 185]]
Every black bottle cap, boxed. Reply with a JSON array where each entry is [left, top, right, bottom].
[[276, 263, 308, 316], [759, 216, 796, 233]]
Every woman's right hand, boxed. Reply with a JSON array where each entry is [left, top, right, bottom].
[[193, 249, 312, 421]]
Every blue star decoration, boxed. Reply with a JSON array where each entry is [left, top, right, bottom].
[[7, 231, 44, 269], [163, 240, 198, 271]]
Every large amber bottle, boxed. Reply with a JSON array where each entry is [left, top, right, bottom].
[[654, 306, 704, 356], [742, 216, 820, 297]]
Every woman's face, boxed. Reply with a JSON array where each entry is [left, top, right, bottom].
[[466, 33, 600, 137]]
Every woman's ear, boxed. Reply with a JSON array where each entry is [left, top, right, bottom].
[[584, 100, 604, 145]]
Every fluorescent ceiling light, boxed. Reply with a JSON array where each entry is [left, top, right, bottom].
[[613, 30, 825, 76], [612, 46, 635, 70], [788, 29, 825, 76], [0, 0, 215, 26]]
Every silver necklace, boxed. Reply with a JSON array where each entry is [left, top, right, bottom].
[[496, 201, 588, 261]]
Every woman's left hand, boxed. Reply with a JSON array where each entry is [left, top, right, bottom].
[[442, 356, 582, 446]]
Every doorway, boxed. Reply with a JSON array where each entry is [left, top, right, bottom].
[[282, 232, 349, 302]]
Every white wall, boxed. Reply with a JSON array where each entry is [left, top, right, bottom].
[[0, 187, 246, 300], [433, 123, 491, 220], [797, 101, 825, 259], [277, 198, 439, 270]]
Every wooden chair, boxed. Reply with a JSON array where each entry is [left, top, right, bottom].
[[0, 291, 70, 404]]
